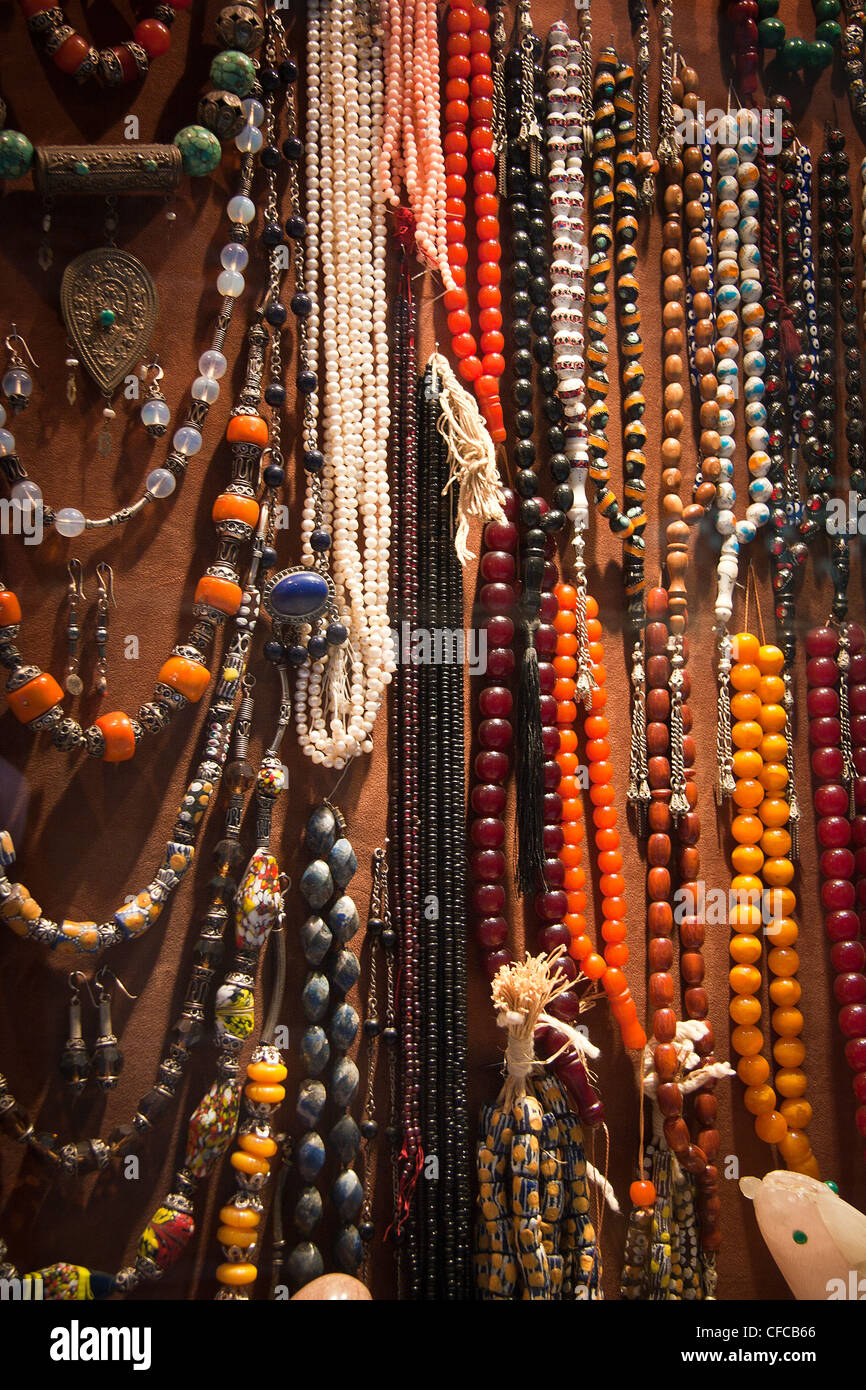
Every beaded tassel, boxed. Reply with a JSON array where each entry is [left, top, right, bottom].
[[474, 952, 601, 1301]]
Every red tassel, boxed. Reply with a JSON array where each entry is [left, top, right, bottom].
[[780, 310, 801, 362]]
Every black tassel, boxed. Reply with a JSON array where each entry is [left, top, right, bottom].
[[516, 618, 547, 896]]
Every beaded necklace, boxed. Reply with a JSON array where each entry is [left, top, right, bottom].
[[440, 0, 506, 442], [842, 2, 866, 123], [18, 0, 190, 87], [356, 847, 396, 1284], [0, 154, 260, 543], [748, 0, 841, 76], [287, 801, 362, 1290], [588, 49, 651, 830], [726, 623, 819, 1176], [0, 675, 256, 1179], [0, 692, 287, 1295], [710, 112, 776, 804], [414, 362, 471, 1299], [2, 6, 270, 183], [467, 495, 518, 980], [0, 311, 275, 769], [503, 5, 570, 893], [385, 225, 421, 1295], [545, 21, 592, 624], [295, 0, 392, 767], [805, 621, 866, 1158]]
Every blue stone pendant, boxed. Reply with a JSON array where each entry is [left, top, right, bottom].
[[263, 566, 334, 623]]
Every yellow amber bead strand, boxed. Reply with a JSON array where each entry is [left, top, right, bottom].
[[727, 634, 819, 1177]]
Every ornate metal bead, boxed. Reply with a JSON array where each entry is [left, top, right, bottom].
[[25, 5, 62, 32], [198, 88, 247, 139], [215, 4, 265, 54]]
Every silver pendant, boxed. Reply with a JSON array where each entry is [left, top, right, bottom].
[[60, 248, 158, 397]]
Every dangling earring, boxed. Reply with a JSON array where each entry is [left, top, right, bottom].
[[2, 326, 37, 413], [66, 342, 80, 406], [94, 562, 116, 695], [90, 968, 136, 1092], [59, 971, 95, 1095], [139, 359, 170, 437], [64, 558, 86, 697]]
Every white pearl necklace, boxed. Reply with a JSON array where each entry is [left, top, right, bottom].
[[712, 115, 772, 628], [297, 0, 393, 769], [545, 23, 589, 543]]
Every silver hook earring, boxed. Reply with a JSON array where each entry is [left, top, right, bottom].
[[95, 562, 116, 696]]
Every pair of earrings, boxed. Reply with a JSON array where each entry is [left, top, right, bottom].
[[65, 560, 117, 697], [60, 969, 135, 1095]]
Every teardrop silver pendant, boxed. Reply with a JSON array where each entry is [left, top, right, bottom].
[[60, 247, 158, 397]]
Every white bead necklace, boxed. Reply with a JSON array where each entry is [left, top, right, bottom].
[[545, 22, 590, 545], [297, 0, 393, 769]]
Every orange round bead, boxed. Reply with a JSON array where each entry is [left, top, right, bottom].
[[629, 1179, 656, 1206], [226, 414, 269, 446], [0, 590, 22, 626], [194, 575, 243, 616], [7, 671, 63, 724], [211, 493, 261, 528], [216, 1262, 258, 1286], [230, 1150, 270, 1177], [217, 1225, 257, 1249], [158, 655, 210, 703], [754, 1109, 787, 1145], [219, 1204, 260, 1229], [95, 710, 136, 763]]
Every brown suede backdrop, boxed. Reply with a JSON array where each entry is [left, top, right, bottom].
[[1, 0, 865, 1302]]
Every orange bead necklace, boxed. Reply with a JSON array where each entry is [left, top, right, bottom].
[[553, 581, 645, 1053], [1, 314, 275, 763], [727, 630, 819, 1176], [442, 0, 506, 443]]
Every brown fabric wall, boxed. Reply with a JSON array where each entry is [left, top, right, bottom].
[[0, 0, 864, 1301]]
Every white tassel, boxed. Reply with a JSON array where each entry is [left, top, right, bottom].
[[322, 637, 352, 726], [429, 350, 506, 565], [586, 1162, 621, 1213]]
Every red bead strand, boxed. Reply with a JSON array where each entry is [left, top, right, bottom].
[[806, 622, 866, 1153], [469, 493, 519, 979]]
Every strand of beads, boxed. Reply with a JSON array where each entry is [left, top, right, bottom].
[[712, 113, 771, 634], [805, 623, 866, 1156], [727, 633, 819, 1176], [587, 51, 635, 545], [296, 0, 392, 766], [0, 310, 266, 763], [469, 497, 518, 978], [356, 849, 393, 1282], [545, 23, 591, 568], [288, 804, 360, 1290], [214, 754, 287, 1300], [0, 147, 260, 535], [0, 536, 269, 954], [16, 0, 191, 88], [441, 0, 505, 441], [751, 0, 841, 75], [555, 585, 644, 1050]]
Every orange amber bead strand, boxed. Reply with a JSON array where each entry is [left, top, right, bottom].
[[560, 588, 645, 1050], [443, 0, 506, 441], [727, 633, 819, 1176], [215, 1049, 287, 1297]]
